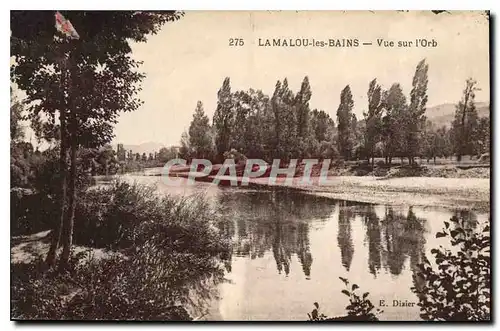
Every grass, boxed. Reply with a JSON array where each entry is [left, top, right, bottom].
[[11, 180, 232, 320]]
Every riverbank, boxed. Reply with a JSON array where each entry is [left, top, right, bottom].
[[130, 161, 490, 179], [249, 176, 490, 213], [125, 168, 490, 212], [11, 181, 230, 321], [127, 164, 490, 212]]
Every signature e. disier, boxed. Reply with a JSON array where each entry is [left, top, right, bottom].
[[379, 300, 416, 307]]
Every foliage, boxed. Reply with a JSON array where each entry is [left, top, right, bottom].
[[116, 144, 126, 161], [11, 92, 32, 187], [411, 215, 490, 321], [451, 79, 481, 160], [11, 10, 184, 268], [157, 146, 178, 163], [271, 79, 298, 161], [12, 183, 231, 320], [189, 101, 214, 159], [213, 77, 234, 161], [11, 147, 93, 235], [294, 76, 313, 157], [72, 181, 230, 253], [381, 83, 407, 164], [310, 109, 335, 143], [363, 79, 383, 164], [179, 131, 192, 160], [12, 247, 224, 320], [10, 90, 25, 141], [11, 142, 33, 188], [230, 89, 273, 160], [11, 11, 182, 149], [336, 85, 355, 160], [222, 149, 247, 165], [179, 59, 481, 167], [475, 116, 490, 155], [307, 278, 382, 321], [405, 59, 429, 164]]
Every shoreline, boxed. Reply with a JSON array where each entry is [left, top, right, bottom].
[[248, 176, 490, 213], [119, 169, 491, 213]]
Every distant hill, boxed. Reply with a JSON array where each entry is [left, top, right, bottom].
[[426, 102, 490, 128], [112, 142, 165, 155]]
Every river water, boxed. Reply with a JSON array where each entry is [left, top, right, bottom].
[[122, 175, 488, 321]]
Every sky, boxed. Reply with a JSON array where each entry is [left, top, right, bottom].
[[94, 11, 489, 146]]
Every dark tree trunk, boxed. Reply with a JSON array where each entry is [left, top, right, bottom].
[[59, 118, 77, 271], [459, 85, 471, 161], [46, 113, 67, 267], [46, 49, 68, 267], [59, 48, 77, 271]]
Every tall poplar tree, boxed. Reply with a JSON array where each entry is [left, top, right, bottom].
[[295, 76, 312, 157], [451, 78, 480, 161], [381, 83, 407, 165], [271, 78, 297, 161], [406, 59, 429, 165], [336, 85, 355, 160], [363, 79, 383, 166], [213, 77, 234, 162]]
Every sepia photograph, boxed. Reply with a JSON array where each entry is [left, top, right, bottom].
[[10, 10, 491, 322]]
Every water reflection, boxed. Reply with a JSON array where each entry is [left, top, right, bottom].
[[362, 205, 382, 276], [123, 176, 487, 321], [337, 201, 355, 272], [217, 189, 334, 278], [215, 189, 443, 281]]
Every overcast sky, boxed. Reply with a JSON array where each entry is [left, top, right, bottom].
[[110, 11, 489, 146]]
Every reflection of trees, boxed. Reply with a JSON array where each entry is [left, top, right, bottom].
[[213, 213, 235, 273], [380, 207, 426, 276], [453, 209, 478, 231], [360, 206, 382, 276], [272, 221, 292, 276], [406, 207, 427, 274], [338, 204, 427, 277], [297, 222, 313, 278], [337, 201, 355, 272], [217, 189, 334, 277], [216, 188, 435, 281]]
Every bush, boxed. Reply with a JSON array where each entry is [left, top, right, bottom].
[[11, 252, 201, 320], [72, 181, 231, 253], [307, 278, 382, 321], [73, 181, 158, 248], [11, 147, 93, 235], [12, 182, 232, 320], [411, 215, 490, 321], [223, 149, 247, 164], [11, 188, 58, 235]]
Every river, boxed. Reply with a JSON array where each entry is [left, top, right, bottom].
[[121, 174, 488, 321]]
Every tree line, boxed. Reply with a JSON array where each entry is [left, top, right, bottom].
[[181, 59, 490, 166]]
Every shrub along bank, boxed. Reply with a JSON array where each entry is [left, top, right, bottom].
[[11, 181, 232, 320]]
